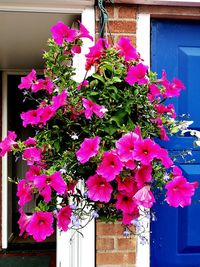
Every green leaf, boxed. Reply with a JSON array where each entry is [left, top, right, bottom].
[[104, 124, 117, 135], [110, 110, 127, 127], [92, 73, 105, 84]]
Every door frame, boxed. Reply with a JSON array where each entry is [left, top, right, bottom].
[[1, 4, 95, 267]]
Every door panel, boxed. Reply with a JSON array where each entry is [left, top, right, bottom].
[[151, 20, 200, 267]]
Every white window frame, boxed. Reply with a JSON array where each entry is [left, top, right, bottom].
[[1, 4, 95, 267], [136, 13, 151, 267]]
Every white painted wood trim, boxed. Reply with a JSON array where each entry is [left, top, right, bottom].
[[2, 72, 8, 249], [0, 0, 94, 13], [136, 13, 151, 267], [56, 7, 95, 267]]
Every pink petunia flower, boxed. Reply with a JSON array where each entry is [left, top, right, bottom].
[[133, 138, 159, 165], [165, 175, 197, 208], [135, 164, 152, 189], [51, 21, 77, 45], [116, 132, 139, 162], [117, 37, 138, 61], [86, 174, 113, 203], [57, 206, 72, 231], [122, 208, 140, 225], [78, 21, 93, 41], [26, 211, 54, 242], [116, 176, 137, 194], [125, 63, 148, 86], [0, 131, 17, 157], [148, 84, 161, 101], [97, 151, 123, 181], [156, 147, 173, 168], [85, 38, 108, 70], [116, 191, 137, 213], [18, 208, 31, 236], [32, 77, 54, 94], [76, 136, 100, 164], [161, 70, 185, 98], [24, 137, 36, 147], [25, 165, 43, 182], [77, 80, 89, 90], [34, 171, 67, 202], [23, 147, 42, 166], [51, 90, 67, 111], [37, 106, 55, 126], [18, 69, 36, 90], [134, 186, 156, 208], [82, 98, 107, 119], [17, 180, 33, 207], [20, 109, 41, 128]]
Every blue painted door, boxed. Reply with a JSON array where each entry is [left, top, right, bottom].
[[151, 20, 200, 267]]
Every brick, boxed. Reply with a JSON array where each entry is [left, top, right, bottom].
[[109, 21, 136, 34], [118, 6, 137, 19], [96, 252, 136, 265], [96, 238, 115, 250], [117, 237, 136, 251], [96, 221, 124, 236]]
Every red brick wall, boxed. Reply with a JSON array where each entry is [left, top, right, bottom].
[[96, 222, 136, 267], [95, 4, 138, 45]]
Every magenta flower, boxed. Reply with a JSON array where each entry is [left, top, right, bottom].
[[23, 147, 42, 166], [86, 174, 113, 203], [85, 38, 108, 70], [34, 171, 67, 202], [20, 109, 41, 127], [18, 69, 36, 90], [122, 208, 140, 225], [82, 98, 106, 119], [97, 151, 123, 181], [57, 206, 72, 231], [37, 106, 55, 126], [26, 211, 54, 242], [0, 131, 17, 157], [32, 77, 54, 94], [134, 186, 156, 208], [135, 164, 152, 189], [125, 63, 148, 86], [116, 191, 137, 213], [17, 180, 33, 207], [76, 136, 100, 164], [78, 21, 93, 41], [117, 37, 138, 61], [25, 165, 43, 182], [116, 176, 137, 194], [51, 21, 77, 45], [77, 80, 89, 90], [165, 176, 196, 208], [51, 90, 67, 111], [156, 147, 173, 168], [116, 132, 139, 162], [18, 208, 31, 236], [133, 138, 159, 165], [161, 70, 185, 98], [123, 159, 136, 170], [148, 84, 161, 101], [24, 137, 36, 147]]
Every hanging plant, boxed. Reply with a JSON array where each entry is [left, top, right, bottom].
[[0, 21, 198, 242]]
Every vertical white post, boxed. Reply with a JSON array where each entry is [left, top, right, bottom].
[[57, 7, 95, 267], [136, 13, 151, 267], [2, 72, 8, 249]]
